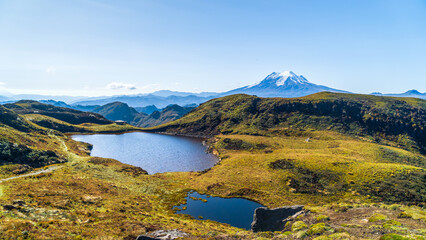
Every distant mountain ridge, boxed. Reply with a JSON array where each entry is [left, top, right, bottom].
[[88, 101, 195, 128], [73, 94, 210, 108], [135, 105, 160, 114], [93, 102, 141, 123], [133, 104, 196, 128], [371, 89, 426, 99], [69, 71, 350, 107], [1, 71, 424, 109]]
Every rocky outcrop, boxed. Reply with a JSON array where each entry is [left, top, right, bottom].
[[251, 205, 304, 232], [136, 230, 188, 240], [136, 236, 159, 240]]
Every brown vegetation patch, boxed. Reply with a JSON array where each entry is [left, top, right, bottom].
[[206, 182, 225, 191], [269, 159, 295, 169], [88, 157, 148, 176], [228, 188, 262, 197]]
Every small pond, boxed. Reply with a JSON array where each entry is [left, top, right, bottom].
[[175, 191, 264, 230], [71, 132, 218, 174]]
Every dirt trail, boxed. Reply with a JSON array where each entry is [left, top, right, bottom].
[[0, 165, 62, 183], [0, 133, 70, 184]]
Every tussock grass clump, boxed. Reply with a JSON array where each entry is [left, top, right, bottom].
[[369, 213, 388, 222], [307, 222, 333, 236], [316, 215, 331, 222], [292, 221, 308, 232]]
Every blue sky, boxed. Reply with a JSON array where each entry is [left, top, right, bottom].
[[0, 0, 425, 96]]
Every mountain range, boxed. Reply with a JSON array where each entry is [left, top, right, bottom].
[[71, 94, 209, 109], [94, 102, 196, 128], [371, 89, 426, 99], [1, 71, 424, 109]]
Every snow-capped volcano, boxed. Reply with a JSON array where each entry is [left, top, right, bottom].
[[223, 70, 347, 98], [246, 71, 309, 88], [270, 71, 309, 86]]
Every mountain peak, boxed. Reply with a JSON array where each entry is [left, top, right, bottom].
[[264, 70, 309, 86], [404, 89, 421, 95], [279, 70, 296, 78], [227, 70, 348, 98]]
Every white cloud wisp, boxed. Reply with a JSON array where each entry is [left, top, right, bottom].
[[106, 82, 137, 90]]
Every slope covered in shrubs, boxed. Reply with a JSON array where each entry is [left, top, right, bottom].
[[4, 100, 112, 125], [151, 92, 426, 153]]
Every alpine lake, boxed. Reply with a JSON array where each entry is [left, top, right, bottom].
[[72, 132, 263, 229]]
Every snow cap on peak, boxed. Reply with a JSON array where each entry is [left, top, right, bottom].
[[279, 71, 296, 78], [247, 70, 310, 89], [273, 70, 309, 86]]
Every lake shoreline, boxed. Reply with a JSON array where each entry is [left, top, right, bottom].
[[71, 132, 219, 174]]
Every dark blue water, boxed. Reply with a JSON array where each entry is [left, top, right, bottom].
[[71, 132, 218, 174], [175, 192, 263, 229]]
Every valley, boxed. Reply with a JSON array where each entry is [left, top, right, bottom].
[[0, 92, 425, 239]]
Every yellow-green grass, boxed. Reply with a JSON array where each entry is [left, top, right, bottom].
[[1, 113, 142, 179], [1, 107, 425, 238], [1, 129, 425, 239], [23, 114, 143, 133], [147, 93, 426, 156], [79, 122, 142, 133], [0, 125, 74, 156], [0, 153, 244, 239], [165, 131, 424, 207], [300, 92, 426, 108]]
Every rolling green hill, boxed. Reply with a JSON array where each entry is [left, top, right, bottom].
[[0, 105, 77, 176], [4, 100, 112, 125], [147, 92, 426, 207], [0, 103, 141, 177], [0, 105, 39, 133], [150, 92, 426, 153]]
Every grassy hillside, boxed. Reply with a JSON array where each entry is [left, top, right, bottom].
[[178, 133, 425, 206], [148, 93, 426, 205], [0, 105, 141, 178], [4, 100, 112, 125], [0, 105, 40, 133], [22, 114, 143, 134], [148, 92, 425, 238], [1, 100, 145, 136], [0, 104, 242, 239], [0, 105, 88, 178], [150, 92, 426, 153]]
